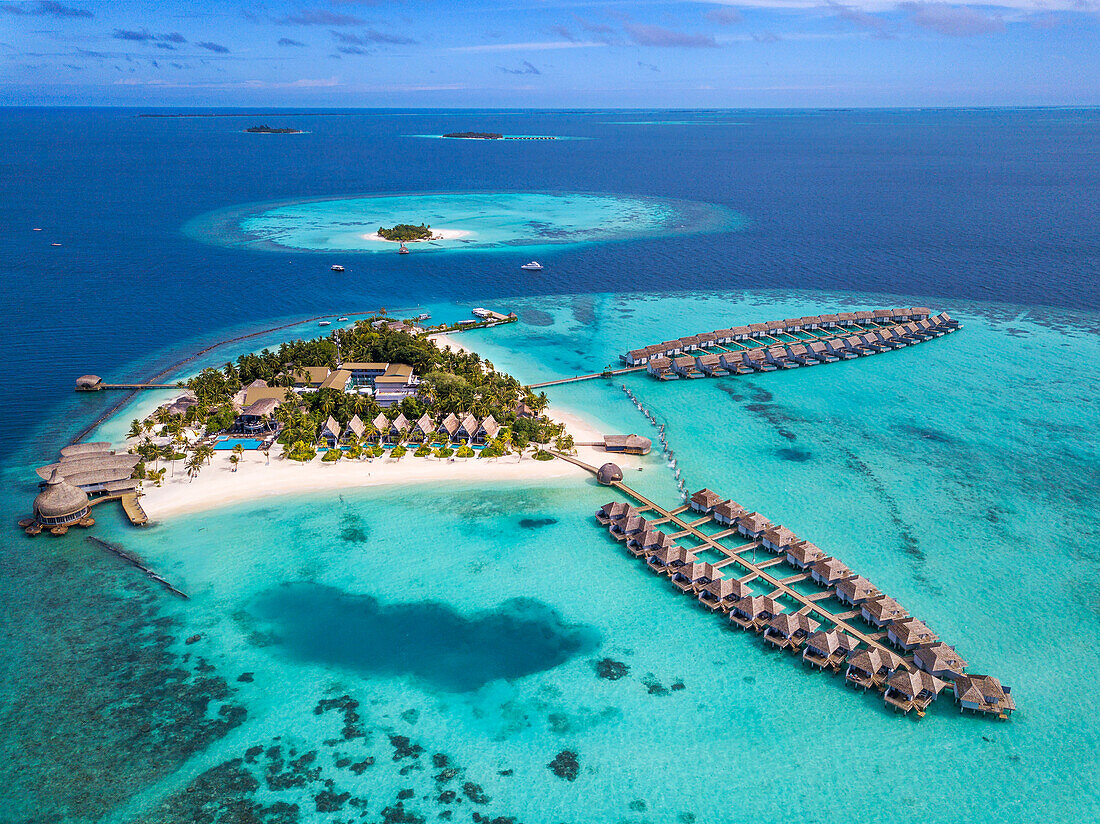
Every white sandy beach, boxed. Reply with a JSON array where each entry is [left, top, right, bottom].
[[361, 228, 472, 243], [138, 403, 625, 521]]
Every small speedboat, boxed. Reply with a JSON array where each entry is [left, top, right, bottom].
[[33, 228, 42, 232], [338, 316, 349, 322], [318, 320, 332, 326], [51, 242, 62, 247], [398, 243, 410, 255], [331, 264, 345, 272], [520, 261, 543, 271]]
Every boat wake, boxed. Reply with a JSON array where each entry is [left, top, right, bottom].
[[620, 384, 688, 501]]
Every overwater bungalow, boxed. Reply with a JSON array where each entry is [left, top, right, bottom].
[[857, 333, 889, 353], [611, 513, 648, 542], [860, 596, 909, 628], [698, 577, 752, 612], [456, 414, 480, 442], [28, 469, 94, 534], [764, 613, 821, 650], [690, 488, 724, 514], [843, 335, 874, 356], [697, 331, 719, 348], [876, 328, 907, 349], [765, 346, 798, 369], [934, 312, 958, 329], [885, 670, 948, 716], [834, 575, 881, 606], [437, 412, 461, 442], [845, 648, 905, 690], [476, 415, 500, 444], [899, 321, 932, 342], [647, 356, 675, 380], [736, 512, 773, 540], [764, 320, 785, 337], [784, 344, 817, 366], [389, 413, 410, 442], [802, 629, 857, 671], [786, 540, 826, 570], [782, 317, 805, 332], [748, 322, 768, 337], [887, 617, 938, 650], [595, 501, 635, 526], [719, 351, 753, 375], [824, 338, 858, 360], [321, 415, 342, 448], [810, 557, 852, 587], [916, 319, 941, 338], [646, 545, 698, 575], [913, 643, 968, 680], [671, 561, 723, 593], [741, 350, 777, 373], [627, 528, 675, 558], [952, 674, 1014, 718], [713, 499, 747, 526], [411, 413, 436, 441], [729, 595, 783, 630], [343, 414, 366, 444], [730, 325, 752, 341], [761, 525, 799, 554], [679, 334, 705, 352], [672, 355, 702, 378], [872, 309, 893, 324], [623, 348, 650, 366], [836, 312, 858, 327], [695, 353, 728, 376]]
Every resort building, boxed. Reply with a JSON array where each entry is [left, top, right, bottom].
[[291, 365, 333, 389], [411, 414, 436, 441], [736, 512, 773, 539], [161, 390, 198, 417], [763, 613, 820, 650], [913, 643, 968, 680], [712, 500, 747, 526], [884, 670, 948, 715], [952, 674, 1015, 718], [690, 488, 723, 514], [32, 469, 92, 530], [802, 629, 857, 671], [321, 416, 342, 448], [860, 596, 909, 628], [810, 558, 852, 587], [75, 374, 103, 391], [597, 463, 624, 487], [698, 578, 751, 612], [389, 413, 410, 441], [36, 443, 140, 497], [887, 618, 939, 650], [760, 525, 799, 554], [603, 434, 652, 455], [456, 414, 480, 443], [670, 561, 722, 593], [233, 397, 281, 435], [344, 414, 366, 443], [233, 381, 296, 409], [835, 576, 881, 606], [845, 648, 905, 690], [729, 595, 783, 630], [372, 413, 390, 441], [786, 540, 825, 570], [341, 362, 389, 386], [318, 369, 352, 392], [477, 415, 500, 444], [646, 545, 697, 575], [438, 413, 461, 442], [373, 363, 420, 407]]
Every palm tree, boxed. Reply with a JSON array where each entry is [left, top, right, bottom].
[[262, 448, 270, 466], [185, 454, 203, 482], [229, 454, 240, 472], [142, 418, 155, 436], [127, 419, 143, 440], [196, 443, 215, 465], [146, 467, 166, 487]]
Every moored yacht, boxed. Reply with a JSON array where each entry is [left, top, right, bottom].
[[330, 264, 344, 272], [520, 261, 543, 271]]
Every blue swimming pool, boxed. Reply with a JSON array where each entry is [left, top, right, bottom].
[[214, 438, 263, 450]]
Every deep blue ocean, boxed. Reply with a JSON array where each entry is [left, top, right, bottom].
[[1, 108, 1098, 823]]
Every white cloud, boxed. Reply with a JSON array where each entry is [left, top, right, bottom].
[[449, 40, 606, 53]]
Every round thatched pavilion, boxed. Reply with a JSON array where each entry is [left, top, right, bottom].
[[32, 469, 91, 533], [597, 462, 623, 486]]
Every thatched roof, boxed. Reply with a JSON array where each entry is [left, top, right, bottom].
[[762, 525, 799, 547], [439, 413, 461, 436], [322, 416, 341, 438], [59, 442, 111, 458], [887, 617, 938, 647], [887, 669, 947, 699], [391, 413, 409, 431], [738, 512, 772, 533], [37, 453, 140, 484], [732, 595, 782, 619], [713, 500, 746, 521], [691, 489, 723, 509], [766, 612, 820, 637], [33, 469, 89, 520], [346, 415, 366, 438], [805, 629, 856, 656], [373, 412, 389, 431], [786, 541, 825, 566], [241, 397, 280, 417], [479, 415, 500, 438], [861, 596, 908, 624], [810, 557, 852, 582], [702, 578, 750, 601], [604, 434, 652, 452], [953, 674, 1014, 711], [913, 643, 967, 675], [459, 414, 479, 438], [414, 413, 436, 434], [597, 463, 623, 485], [836, 576, 880, 603]]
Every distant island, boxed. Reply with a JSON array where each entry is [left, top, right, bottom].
[[378, 224, 434, 242], [245, 125, 303, 134], [443, 132, 503, 140]]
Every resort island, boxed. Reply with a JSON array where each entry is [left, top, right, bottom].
[[244, 125, 303, 134], [377, 223, 435, 242], [442, 132, 504, 139], [41, 316, 633, 522]]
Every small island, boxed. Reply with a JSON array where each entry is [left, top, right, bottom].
[[245, 125, 303, 134], [443, 132, 503, 140], [378, 223, 435, 242]]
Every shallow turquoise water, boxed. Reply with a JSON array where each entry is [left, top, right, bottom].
[[2, 290, 1098, 823], [185, 191, 740, 253]]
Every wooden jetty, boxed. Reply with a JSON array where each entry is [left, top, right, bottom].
[[564, 453, 1012, 721], [529, 365, 646, 389]]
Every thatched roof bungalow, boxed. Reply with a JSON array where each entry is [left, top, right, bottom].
[[860, 596, 909, 628], [913, 643, 968, 680], [802, 629, 857, 670], [713, 499, 747, 526], [33, 469, 91, 528], [885, 670, 948, 715], [670, 561, 722, 593], [595, 501, 634, 526], [834, 576, 881, 606], [698, 577, 751, 611], [690, 488, 723, 514], [761, 525, 799, 554], [610, 513, 648, 542], [604, 434, 652, 455], [810, 557, 852, 587], [729, 595, 783, 630], [952, 674, 1015, 718], [646, 545, 697, 575], [887, 617, 938, 651], [845, 648, 905, 690], [764, 613, 821, 650], [320, 416, 342, 447], [736, 512, 773, 539], [786, 540, 825, 570]]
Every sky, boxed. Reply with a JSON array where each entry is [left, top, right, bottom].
[[1, 0, 1098, 107]]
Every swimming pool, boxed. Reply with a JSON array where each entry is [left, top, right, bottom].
[[214, 438, 263, 450]]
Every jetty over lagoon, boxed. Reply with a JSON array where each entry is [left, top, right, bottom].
[[564, 453, 1013, 721], [620, 308, 960, 380]]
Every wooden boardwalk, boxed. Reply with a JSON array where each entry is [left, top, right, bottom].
[[528, 365, 646, 389]]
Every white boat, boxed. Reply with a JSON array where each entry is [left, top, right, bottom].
[[520, 261, 543, 271], [416, 312, 431, 321], [337, 316, 349, 322], [472, 308, 492, 319], [318, 320, 331, 326], [398, 243, 410, 255], [331, 264, 345, 272]]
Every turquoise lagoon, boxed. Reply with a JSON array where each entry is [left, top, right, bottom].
[[184, 191, 740, 254], [2, 290, 1097, 823]]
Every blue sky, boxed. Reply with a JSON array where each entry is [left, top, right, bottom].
[[1, 0, 1097, 106]]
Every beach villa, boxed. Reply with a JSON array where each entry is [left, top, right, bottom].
[[320, 416, 341, 448]]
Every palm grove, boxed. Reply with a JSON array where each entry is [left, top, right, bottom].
[[128, 318, 575, 480]]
